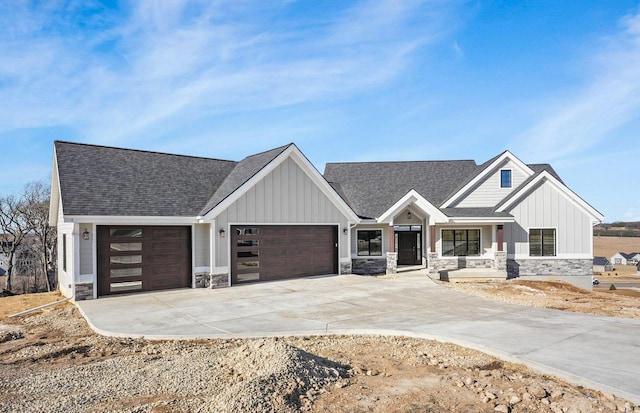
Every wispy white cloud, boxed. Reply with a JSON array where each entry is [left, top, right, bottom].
[[0, 0, 459, 145], [512, 7, 640, 163]]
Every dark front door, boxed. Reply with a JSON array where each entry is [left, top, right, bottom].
[[397, 232, 421, 265]]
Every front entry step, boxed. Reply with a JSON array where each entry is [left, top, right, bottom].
[[440, 268, 507, 283]]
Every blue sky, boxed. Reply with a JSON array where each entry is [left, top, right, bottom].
[[1, 0, 639, 222]]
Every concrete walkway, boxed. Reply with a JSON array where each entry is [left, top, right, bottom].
[[77, 271, 640, 404]]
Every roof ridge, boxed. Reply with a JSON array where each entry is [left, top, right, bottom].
[[240, 143, 294, 159], [54, 140, 237, 163], [325, 159, 476, 165]]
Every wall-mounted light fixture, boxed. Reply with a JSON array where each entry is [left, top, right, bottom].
[[407, 210, 412, 220], [219, 228, 226, 238], [82, 228, 90, 241], [343, 227, 348, 235]]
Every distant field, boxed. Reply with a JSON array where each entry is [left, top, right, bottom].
[[593, 236, 640, 259]]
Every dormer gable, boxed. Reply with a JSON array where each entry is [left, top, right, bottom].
[[441, 151, 534, 209]]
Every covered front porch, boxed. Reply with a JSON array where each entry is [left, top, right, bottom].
[[349, 191, 513, 278]]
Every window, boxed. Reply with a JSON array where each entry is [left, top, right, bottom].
[[442, 229, 480, 256], [110, 228, 142, 238], [500, 169, 512, 188], [62, 234, 67, 272], [357, 230, 382, 256], [529, 229, 556, 256]]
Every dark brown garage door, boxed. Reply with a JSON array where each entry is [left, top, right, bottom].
[[231, 225, 338, 284], [97, 226, 191, 296]]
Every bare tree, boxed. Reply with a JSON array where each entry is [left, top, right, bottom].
[[23, 181, 56, 292], [0, 180, 56, 293], [0, 195, 31, 292]]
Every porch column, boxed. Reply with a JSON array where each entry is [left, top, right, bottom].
[[429, 225, 436, 253], [388, 225, 395, 252], [497, 225, 504, 252]]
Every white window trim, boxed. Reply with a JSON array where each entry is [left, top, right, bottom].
[[528, 227, 558, 257]]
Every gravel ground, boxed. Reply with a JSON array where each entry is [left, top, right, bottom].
[[0, 303, 638, 412]]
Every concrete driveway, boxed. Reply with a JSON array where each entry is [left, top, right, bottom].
[[77, 271, 640, 404]]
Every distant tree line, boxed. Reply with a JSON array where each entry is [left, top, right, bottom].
[[0, 181, 56, 294], [594, 221, 640, 237]]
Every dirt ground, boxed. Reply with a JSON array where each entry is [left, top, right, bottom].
[[1, 291, 639, 412], [594, 236, 640, 261], [443, 279, 640, 319]]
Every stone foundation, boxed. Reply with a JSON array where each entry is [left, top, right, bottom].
[[493, 251, 507, 271], [74, 282, 94, 300], [428, 256, 494, 274], [352, 258, 386, 275], [340, 261, 352, 275], [507, 258, 592, 277], [386, 252, 398, 275], [195, 273, 210, 288], [210, 273, 229, 288]]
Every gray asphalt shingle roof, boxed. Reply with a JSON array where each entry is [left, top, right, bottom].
[[200, 144, 291, 215], [593, 256, 610, 266], [55, 141, 237, 216], [323, 160, 478, 219]]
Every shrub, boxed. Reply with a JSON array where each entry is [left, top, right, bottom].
[[609, 284, 617, 291]]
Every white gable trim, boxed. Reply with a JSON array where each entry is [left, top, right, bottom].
[[203, 145, 359, 222], [377, 190, 448, 224], [48, 149, 62, 226], [495, 171, 604, 222], [441, 151, 534, 208]]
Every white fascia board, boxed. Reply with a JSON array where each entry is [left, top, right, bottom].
[[63, 216, 198, 225], [495, 171, 604, 222], [447, 217, 515, 224], [204, 145, 360, 222], [48, 149, 61, 226], [441, 151, 535, 208], [377, 190, 448, 224]]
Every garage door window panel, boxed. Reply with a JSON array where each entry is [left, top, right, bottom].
[[110, 281, 142, 293], [110, 255, 142, 265], [110, 243, 142, 252], [110, 268, 142, 278], [110, 228, 142, 238]]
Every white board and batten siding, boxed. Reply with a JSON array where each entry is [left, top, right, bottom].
[[454, 160, 530, 208], [504, 180, 592, 257], [78, 224, 93, 275], [193, 223, 210, 269], [214, 157, 351, 267]]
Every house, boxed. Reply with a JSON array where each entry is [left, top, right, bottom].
[[49, 141, 603, 300], [610, 252, 640, 266], [628, 253, 640, 265], [593, 256, 613, 273]]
